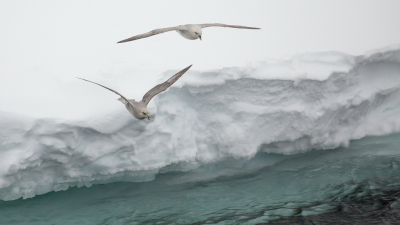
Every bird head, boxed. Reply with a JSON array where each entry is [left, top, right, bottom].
[[194, 28, 202, 40], [141, 109, 150, 121]]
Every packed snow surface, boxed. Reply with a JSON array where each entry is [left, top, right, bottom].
[[1, 45, 400, 200]]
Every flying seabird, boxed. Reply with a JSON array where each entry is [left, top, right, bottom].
[[117, 23, 260, 43], [77, 65, 192, 120]]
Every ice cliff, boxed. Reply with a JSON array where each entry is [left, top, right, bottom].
[[1, 45, 400, 200]]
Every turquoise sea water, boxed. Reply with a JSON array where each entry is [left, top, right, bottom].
[[1, 134, 400, 224]]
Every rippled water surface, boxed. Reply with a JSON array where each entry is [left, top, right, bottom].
[[1, 134, 400, 224]]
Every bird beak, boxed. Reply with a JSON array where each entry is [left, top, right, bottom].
[[199, 35, 202, 41], [148, 117, 151, 121]]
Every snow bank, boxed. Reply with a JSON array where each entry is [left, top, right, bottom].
[[1, 45, 400, 200]]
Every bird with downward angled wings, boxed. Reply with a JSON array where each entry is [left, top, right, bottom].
[[77, 65, 192, 121]]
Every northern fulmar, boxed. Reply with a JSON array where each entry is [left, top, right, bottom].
[[117, 23, 260, 43], [77, 65, 192, 120]]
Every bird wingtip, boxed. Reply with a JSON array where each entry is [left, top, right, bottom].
[[117, 39, 130, 43], [179, 65, 193, 73]]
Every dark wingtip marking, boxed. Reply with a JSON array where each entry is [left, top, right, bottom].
[[183, 65, 193, 72], [117, 38, 132, 44], [76, 77, 88, 82]]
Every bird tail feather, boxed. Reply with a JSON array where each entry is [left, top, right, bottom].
[[117, 98, 135, 105], [117, 97, 127, 104]]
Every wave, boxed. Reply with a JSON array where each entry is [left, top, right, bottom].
[[1, 45, 400, 200]]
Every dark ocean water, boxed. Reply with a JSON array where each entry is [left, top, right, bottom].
[[1, 133, 400, 225]]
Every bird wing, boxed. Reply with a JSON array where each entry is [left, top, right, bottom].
[[117, 26, 187, 43], [76, 78, 135, 110], [141, 65, 192, 105], [197, 23, 260, 29]]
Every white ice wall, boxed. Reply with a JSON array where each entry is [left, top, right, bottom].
[[1, 46, 400, 200]]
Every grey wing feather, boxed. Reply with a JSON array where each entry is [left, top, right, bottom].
[[198, 23, 260, 29], [76, 78, 135, 110], [117, 26, 186, 43], [141, 65, 192, 105]]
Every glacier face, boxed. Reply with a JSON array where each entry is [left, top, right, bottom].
[[0, 46, 400, 200]]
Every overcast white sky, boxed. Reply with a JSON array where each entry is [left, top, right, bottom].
[[0, 0, 400, 119]]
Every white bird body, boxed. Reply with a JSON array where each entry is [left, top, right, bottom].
[[77, 65, 192, 120], [176, 24, 202, 40], [176, 30, 198, 40], [117, 23, 260, 43], [117, 98, 148, 120]]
